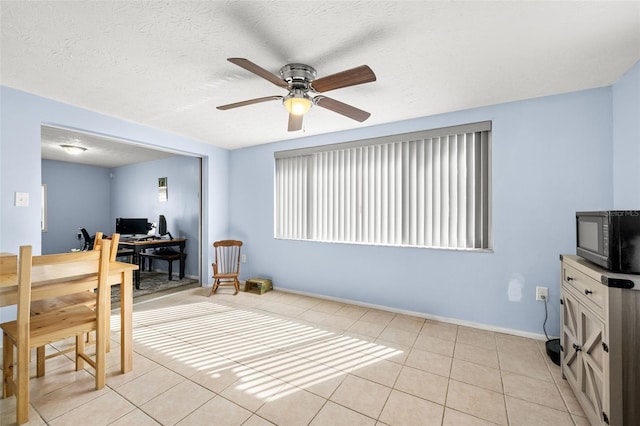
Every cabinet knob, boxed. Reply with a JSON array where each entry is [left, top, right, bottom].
[[572, 343, 582, 352], [566, 276, 574, 282], [584, 289, 593, 295]]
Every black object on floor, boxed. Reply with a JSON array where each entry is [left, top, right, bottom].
[[546, 338, 561, 366]]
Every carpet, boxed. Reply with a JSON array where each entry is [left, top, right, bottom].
[[110, 271, 200, 304]]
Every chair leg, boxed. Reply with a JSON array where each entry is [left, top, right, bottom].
[[2, 332, 13, 398], [210, 279, 218, 296], [36, 346, 45, 377], [233, 278, 239, 295], [16, 335, 30, 424], [76, 334, 85, 371], [106, 289, 111, 354], [3, 332, 30, 423], [95, 328, 105, 390]]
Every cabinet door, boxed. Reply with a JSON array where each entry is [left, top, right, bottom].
[[578, 304, 606, 425], [561, 290, 580, 389]]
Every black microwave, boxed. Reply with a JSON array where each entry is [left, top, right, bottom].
[[576, 210, 640, 274]]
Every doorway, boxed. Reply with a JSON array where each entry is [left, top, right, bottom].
[[41, 124, 203, 284]]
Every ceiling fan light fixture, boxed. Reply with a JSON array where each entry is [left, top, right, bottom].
[[219, 58, 376, 129], [60, 144, 87, 155], [283, 94, 312, 116]]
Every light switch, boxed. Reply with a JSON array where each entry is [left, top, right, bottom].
[[14, 192, 29, 207]]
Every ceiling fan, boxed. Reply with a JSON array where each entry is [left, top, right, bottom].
[[217, 58, 376, 131]]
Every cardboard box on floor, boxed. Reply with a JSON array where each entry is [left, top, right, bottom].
[[243, 278, 273, 295]]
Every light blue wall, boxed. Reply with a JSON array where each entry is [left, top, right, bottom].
[[42, 160, 112, 254], [1, 64, 635, 335], [111, 156, 200, 277], [228, 87, 614, 336], [40, 155, 201, 277], [0, 86, 229, 289], [612, 60, 640, 209]]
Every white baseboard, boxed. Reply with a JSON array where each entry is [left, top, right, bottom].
[[275, 286, 553, 342]]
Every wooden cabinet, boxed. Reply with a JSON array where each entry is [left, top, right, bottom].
[[560, 255, 640, 426]]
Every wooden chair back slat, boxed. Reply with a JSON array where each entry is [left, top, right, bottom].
[[108, 233, 120, 262], [92, 232, 104, 250]]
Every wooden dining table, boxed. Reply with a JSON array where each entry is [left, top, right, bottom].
[[0, 253, 138, 374]]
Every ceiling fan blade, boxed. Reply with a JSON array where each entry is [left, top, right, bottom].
[[217, 95, 282, 110], [227, 58, 288, 88], [288, 113, 303, 132], [314, 96, 371, 122], [310, 65, 376, 93]]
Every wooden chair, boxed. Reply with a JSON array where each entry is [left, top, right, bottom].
[[94, 231, 104, 244], [92, 232, 114, 256], [31, 233, 120, 313], [210, 240, 243, 295], [30, 233, 120, 376], [1, 241, 111, 424]]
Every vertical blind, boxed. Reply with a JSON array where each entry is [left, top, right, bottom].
[[275, 121, 491, 250]]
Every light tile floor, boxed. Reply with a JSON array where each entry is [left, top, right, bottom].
[[1, 287, 589, 425]]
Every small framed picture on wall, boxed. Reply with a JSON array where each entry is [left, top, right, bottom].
[[158, 177, 168, 202]]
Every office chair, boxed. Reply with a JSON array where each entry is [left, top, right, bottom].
[[80, 228, 94, 251]]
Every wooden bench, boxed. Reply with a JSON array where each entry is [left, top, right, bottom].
[[140, 251, 187, 280], [116, 248, 135, 263]]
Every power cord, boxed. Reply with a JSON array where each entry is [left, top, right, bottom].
[[541, 292, 561, 366], [541, 294, 550, 341]]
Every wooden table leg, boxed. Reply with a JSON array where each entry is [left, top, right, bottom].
[[179, 246, 185, 279], [120, 271, 133, 373], [106, 284, 111, 353]]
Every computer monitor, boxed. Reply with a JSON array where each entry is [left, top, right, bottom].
[[115, 218, 148, 235], [158, 214, 173, 239]]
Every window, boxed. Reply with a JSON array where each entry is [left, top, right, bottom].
[[275, 121, 491, 250]]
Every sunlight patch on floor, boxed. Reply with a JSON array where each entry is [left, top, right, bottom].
[[130, 299, 403, 402]]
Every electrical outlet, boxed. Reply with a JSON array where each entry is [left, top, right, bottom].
[[241, 254, 247, 263], [536, 286, 548, 302]]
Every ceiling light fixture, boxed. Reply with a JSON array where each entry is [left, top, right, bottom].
[[283, 91, 312, 116], [60, 144, 87, 155]]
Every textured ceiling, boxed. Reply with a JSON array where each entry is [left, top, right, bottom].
[[41, 125, 178, 168], [2, 1, 639, 152]]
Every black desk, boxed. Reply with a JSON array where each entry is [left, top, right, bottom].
[[118, 238, 187, 289]]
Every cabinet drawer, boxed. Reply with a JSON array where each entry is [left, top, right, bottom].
[[563, 264, 606, 317]]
